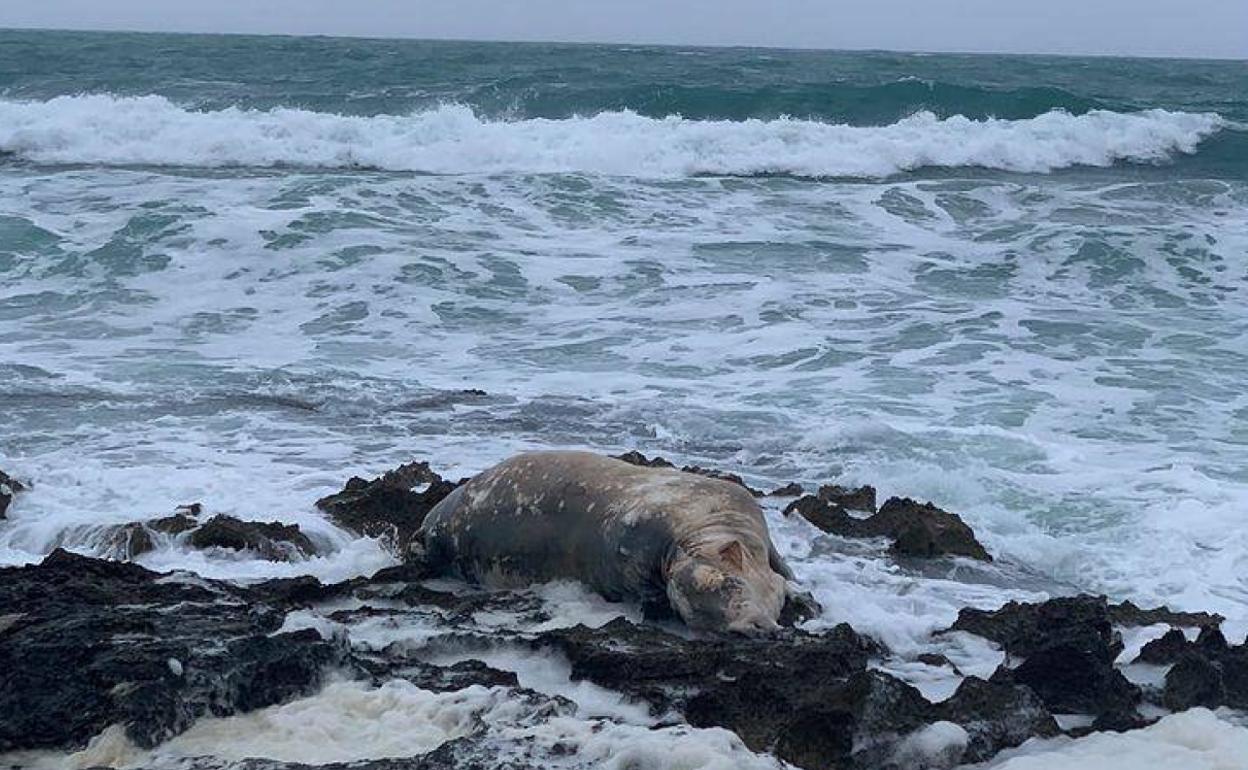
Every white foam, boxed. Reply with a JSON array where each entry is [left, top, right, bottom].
[[968, 708, 1248, 770], [424, 644, 657, 725], [0, 95, 1224, 177], [894, 721, 970, 769], [5, 680, 782, 770]]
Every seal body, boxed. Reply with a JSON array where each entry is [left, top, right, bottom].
[[421, 450, 806, 634]]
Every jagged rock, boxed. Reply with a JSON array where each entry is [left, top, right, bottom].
[[785, 494, 991, 561], [613, 450, 674, 468], [937, 677, 1059, 762], [1108, 600, 1223, 629], [1003, 645, 1139, 716], [0, 469, 27, 519], [611, 452, 763, 496], [354, 649, 520, 692], [316, 461, 459, 558], [101, 521, 157, 559], [873, 498, 991, 561], [679, 465, 764, 497], [948, 596, 1145, 720], [1138, 628, 1191, 664], [818, 483, 877, 512], [769, 482, 804, 497], [538, 617, 877, 715], [947, 596, 1122, 660], [149, 511, 200, 535], [1136, 624, 1248, 711], [187, 515, 316, 561], [1164, 652, 1226, 710], [527, 617, 1053, 770], [0, 550, 348, 752]]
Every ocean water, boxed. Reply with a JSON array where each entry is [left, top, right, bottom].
[[2, 29, 1248, 767]]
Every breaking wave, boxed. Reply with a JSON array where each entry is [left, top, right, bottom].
[[0, 94, 1227, 177]]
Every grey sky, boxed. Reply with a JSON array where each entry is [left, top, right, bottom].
[[2, 0, 1245, 59]]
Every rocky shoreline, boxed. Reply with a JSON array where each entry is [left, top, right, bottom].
[[1, 457, 1246, 769]]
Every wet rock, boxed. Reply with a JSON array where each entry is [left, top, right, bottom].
[[537, 616, 874, 710], [917, 652, 960, 672], [937, 677, 1059, 763], [1138, 624, 1248, 711], [1107, 600, 1223, 629], [1164, 652, 1226, 710], [529, 617, 1052, 770], [612, 450, 674, 468], [947, 596, 1122, 661], [355, 648, 520, 692], [948, 595, 1146, 720], [150, 511, 201, 535], [873, 498, 991, 561], [611, 452, 763, 496], [679, 465, 764, 497], [785, 494, 991, 561], [1137, 628, 1191, 664], [0, 550, 348, 752], [768, 482, 804, 497], [187, 515, 316, 561], [0, 469, 27, 519], [1004, 645, 1139, 716], [817, 483, 877, 512], [101, 521, 157, 559], [316, 461, 459, 559]]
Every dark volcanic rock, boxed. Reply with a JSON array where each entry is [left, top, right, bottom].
[[947, 596, 1123, 661], [530, 617, 1051, 769], [316, 461, 459, 558], [948, 596, 1146, 721], [101, 521, 157, 559], [188, 515, 316, 561], [1137, 625, 1248, 711], [785, 494, 991, 561], [1005, 645, 1140, 716], [678, 465, 764, 497], [612, 450, 675, 468], [0, 469, 26, 519], [1108, 600, 1223, 629], [817, 483, 877, 512], [1164, 652, 1227, 710], [940, 677, 1059, 763], [1138, 628, 1192, 664], [0, 550, 348, 752], [768, 482, 804, 497], [149, 511, 201, 535], [611, 451, 763, 496]]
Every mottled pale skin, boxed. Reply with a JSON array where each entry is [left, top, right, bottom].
[[421, 451, 807, 634]]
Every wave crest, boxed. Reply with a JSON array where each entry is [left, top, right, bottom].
[[0, 94, 1226, 177]]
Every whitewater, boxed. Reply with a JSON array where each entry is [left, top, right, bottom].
[[2, 29, 1248, 770], [0, 94, 1227, 176]]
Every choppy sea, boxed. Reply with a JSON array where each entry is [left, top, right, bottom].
[[2, 29, 1247, 768]]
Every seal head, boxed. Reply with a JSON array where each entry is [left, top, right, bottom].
[[666, 539, 786, 635]]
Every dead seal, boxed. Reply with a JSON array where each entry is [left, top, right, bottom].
[[420, 450, 819, 634]]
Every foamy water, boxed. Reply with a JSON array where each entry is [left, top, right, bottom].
[[0, 95, 1225, 177]]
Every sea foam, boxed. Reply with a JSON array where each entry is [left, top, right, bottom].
[[0, 94, 1225, 177]]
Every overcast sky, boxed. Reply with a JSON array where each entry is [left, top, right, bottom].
[[2, 0, 1245, 59]]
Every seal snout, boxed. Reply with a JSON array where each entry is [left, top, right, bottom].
[[728, 613, 782, 636]]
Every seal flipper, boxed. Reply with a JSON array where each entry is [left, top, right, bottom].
[[769, 542, 822, 626]]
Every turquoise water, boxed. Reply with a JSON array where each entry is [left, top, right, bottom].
[[0, 30, 1247, 639]]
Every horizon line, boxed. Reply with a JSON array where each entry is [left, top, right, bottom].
[[1, 25, 1244, 64]]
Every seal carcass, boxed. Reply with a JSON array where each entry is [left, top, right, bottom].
[[420, 451, 816, 634]]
